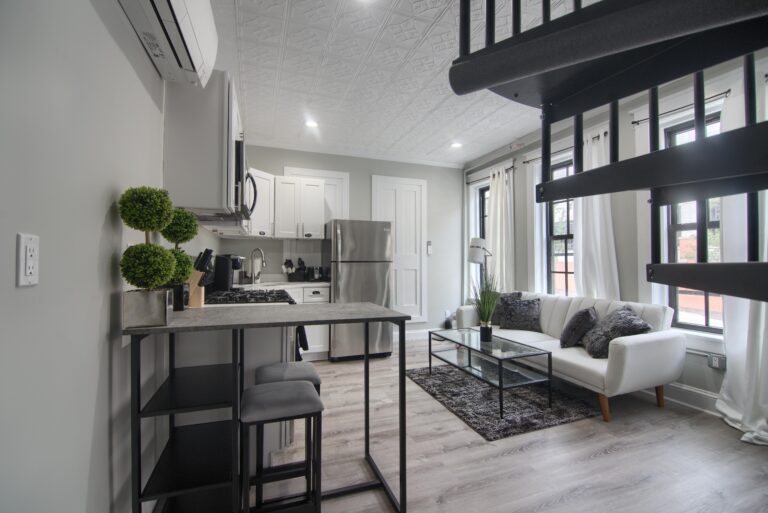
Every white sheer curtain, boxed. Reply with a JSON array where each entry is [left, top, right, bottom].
[[572, 129, 621, 299], [487, 164, 515, 292], [528, 159, 547, 293], [715, 77, 768, 445]]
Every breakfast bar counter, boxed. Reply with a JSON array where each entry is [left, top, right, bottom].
[[124, 302, 410, 513]]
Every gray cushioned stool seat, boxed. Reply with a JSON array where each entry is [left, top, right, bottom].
[[241, 381, 324, 424], [254, 362, 322, 387]]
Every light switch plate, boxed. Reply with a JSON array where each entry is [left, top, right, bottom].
[[17, 233, 39, 287]]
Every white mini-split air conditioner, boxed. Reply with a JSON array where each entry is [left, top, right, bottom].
[[118, 0, 218, 87]]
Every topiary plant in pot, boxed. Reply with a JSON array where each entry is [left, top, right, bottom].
[[161, 208, 198, 311], [118, 187, 176, 328]]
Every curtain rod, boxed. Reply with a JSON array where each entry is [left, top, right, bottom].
[[465, 161, 515, 185], [631, 89, 730, 125], [522, 132, 606, 165]]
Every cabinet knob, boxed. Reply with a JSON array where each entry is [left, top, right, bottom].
[[259, 231, 266, 235]]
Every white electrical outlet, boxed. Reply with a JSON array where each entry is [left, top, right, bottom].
[[17, 233, 39, 287]]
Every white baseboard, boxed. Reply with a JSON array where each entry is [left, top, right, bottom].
[[405, 329, 429, 341], [635, 381, 720, 416]]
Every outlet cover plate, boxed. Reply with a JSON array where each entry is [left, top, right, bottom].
[[17, 233, 39, 287]]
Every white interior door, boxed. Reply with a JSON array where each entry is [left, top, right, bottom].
[[372, 175, 427, 323]]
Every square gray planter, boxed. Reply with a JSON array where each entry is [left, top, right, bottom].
[[123, 289, 173, 329]]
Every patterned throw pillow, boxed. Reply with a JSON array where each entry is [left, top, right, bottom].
[[490, 292, 522, 326], [560, 307, 597, 348], [582, 306, 652, 359], [499, 298, 542, 332]]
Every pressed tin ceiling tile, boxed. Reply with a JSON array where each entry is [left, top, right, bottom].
[[213, 0, 546, 167]]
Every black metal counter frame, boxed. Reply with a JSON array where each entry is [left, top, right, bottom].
[[127, 307, 408, 513]]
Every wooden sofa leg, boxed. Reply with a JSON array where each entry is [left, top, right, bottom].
[[655, 386, 665, 408], [597, 394, 611, 422]]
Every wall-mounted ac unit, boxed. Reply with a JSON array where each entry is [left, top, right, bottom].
[[117, 0, 218, 87]]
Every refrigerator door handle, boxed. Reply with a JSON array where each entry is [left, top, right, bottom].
[[336, 223, 342, 262]]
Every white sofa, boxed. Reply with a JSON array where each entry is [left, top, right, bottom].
[[456, 292, 686, 421]]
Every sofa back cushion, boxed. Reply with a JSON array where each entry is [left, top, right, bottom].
[[520, 292, 673, 338]]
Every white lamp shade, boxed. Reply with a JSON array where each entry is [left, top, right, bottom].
[[468, 237, 486, 264]]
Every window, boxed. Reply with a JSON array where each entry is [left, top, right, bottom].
[[663, 115, 723, 332], [547, 160, 576, 296], [478, 186, 490, 239]]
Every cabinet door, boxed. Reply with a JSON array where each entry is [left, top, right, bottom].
[[305, 324, 330, 354], [299, 178, 325, 239], [274, 177, 300, 238], [248, 169, 274, 237]]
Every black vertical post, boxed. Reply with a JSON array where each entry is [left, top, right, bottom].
[[744, 54, 759, 262], [512, 0, 521, 35], [231, 330, 239, 513], [574, 0, 582, 10], [486, 0, 495, 47], [541, 104, 552, 183], [649, 87, 661, 265], [573, 113, 583, 174], [399, 320, 407, 513], [364, 322, 370, 458], [131, 336, 141, 513], [609, 100, 619, 164], [459, 0, 470, 57], [168, 333, 175, 432], [694, 71, 708, 264], [542, 0, 550, 23]]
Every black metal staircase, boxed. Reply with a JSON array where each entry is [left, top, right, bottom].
[[450, 0, 768, 302]]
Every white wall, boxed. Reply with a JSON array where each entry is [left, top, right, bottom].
[[229, 145, 465, 329], [0, 2, 219, 512]]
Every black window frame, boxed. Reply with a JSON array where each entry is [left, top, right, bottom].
[[478, 185, 490, 240], [663, 114, 723, 334], [547, 160, 576, 296]]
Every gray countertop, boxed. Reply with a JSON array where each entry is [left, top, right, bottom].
[[122, 302, 410, 336]]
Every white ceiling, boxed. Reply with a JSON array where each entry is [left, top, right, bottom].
[[211, 0, 574, 168]]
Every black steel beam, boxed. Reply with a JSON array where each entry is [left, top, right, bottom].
[[512, 0, 521, 35], [537, 121, 768, 203], [609, 101, 619, 164], [542, 0, 550, 23], [647, 263, 768, 302], [649, 87, 661, 264], [745, 53, 759, 263], [693, 72, 707, 264], [656, 174, 768, 206], [541, 104, 552, 183], [459, 0, 470, 57], [574, 0, 582, 10], [486, 0, 496, 48], [573, 113, 583, 174]]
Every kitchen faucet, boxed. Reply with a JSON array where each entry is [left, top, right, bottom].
[[250, 247, 267, 284]]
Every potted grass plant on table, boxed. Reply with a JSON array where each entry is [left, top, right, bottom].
[[472, 271, 500, 342]]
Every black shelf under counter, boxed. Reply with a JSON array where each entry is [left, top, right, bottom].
[[141, 421, 233, 502], [154, 487, 233, 513], [140, 364, 234, 418]]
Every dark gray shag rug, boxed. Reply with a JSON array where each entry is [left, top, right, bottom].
[[407, 365, 601, 441]]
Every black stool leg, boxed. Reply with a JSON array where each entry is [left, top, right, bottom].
[[255, 423, 264, 507], [241, 423, 250, 513], [313, 413, 322, 512]]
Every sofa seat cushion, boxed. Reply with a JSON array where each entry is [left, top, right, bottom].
[[551, 347, 607, 390]]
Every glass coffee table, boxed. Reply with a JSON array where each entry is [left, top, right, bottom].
[[429, 328, 552, 418]]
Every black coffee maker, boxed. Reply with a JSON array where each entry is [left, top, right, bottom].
[[212, 254, 245, 292]]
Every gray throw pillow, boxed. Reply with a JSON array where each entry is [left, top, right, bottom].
[[491, 292, 522, 326], [560, 307, 597, 348], [582, 306, 652, 359], [499, 298, 542, 332]]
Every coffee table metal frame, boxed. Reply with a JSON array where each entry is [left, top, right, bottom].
[[428, 328, 552, 418]]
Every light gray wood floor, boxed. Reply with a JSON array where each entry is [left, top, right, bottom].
[[265, 339, 767, 513]]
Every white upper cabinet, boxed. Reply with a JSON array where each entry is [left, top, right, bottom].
[[284, 167, 350, 226], [247, 168, 274, 238], [274, 177, 325, 239]]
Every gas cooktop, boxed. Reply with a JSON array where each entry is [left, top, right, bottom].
[[205, 289, 295, 305]]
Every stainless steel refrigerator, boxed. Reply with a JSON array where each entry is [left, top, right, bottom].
[[322, 219, 393, 361]]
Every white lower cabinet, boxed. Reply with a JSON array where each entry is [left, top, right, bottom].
[[286, 285, 330, 360]]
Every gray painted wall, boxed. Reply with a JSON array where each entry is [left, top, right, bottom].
[[0, 2, 221, 512], [225, 145, 465, 329]]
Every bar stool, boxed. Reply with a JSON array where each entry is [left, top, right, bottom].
[[254, 362, 322, 394], [240, 380, 323, 513]]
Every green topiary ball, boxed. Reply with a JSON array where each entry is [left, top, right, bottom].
[[118, 187, 174, 233], [166, 248, 194, 286], [120, 243, 176, 289], [161, 208, 198, 245]]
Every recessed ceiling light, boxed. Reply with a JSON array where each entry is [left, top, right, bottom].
[[305, 120, 318, 128], [451, 142, 463, 148]]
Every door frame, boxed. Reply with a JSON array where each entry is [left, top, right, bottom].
[[371, 175, 428, 323]]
